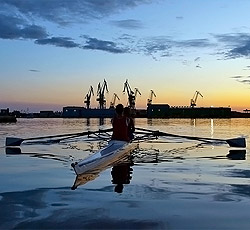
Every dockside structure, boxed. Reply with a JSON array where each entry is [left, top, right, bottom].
[[63, 105, 232, 118], [147, 104, 231, 118], [63, 106, 115, 118]]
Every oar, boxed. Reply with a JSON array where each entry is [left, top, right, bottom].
[[5, 128, 113, 146], [135, 127, 246, 148]]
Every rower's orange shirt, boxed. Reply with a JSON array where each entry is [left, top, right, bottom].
[[111, 116, 130, 142]]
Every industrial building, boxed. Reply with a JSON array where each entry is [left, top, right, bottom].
[[147, 104, 231, 118], [62, 106, 115, 118]]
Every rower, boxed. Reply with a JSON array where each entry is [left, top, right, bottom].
[[111, 104, 130, 142], [124, 106, 135, 140]]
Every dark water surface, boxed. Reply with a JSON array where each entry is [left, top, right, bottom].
[[1, 118, 250, 229]]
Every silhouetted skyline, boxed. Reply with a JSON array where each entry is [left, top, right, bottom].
[[1, 0, 250, 112]]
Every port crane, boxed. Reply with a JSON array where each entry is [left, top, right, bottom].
[[123, 79, 136, 110], [190, 91, 203, 107], [96, 79, 109, 109], [110, 93, 120, 109], [147, 90, 156, 106], [134, 88, 141, 100], [84, 86, 94, 109]]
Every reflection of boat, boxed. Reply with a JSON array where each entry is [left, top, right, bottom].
[[71, 172, 99, 190], [5, 147, 22, 154], [71, 140, 137, 175], [227, 149, 246, 160]]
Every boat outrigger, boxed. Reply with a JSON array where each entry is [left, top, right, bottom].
[[5, 127, 247, 177]]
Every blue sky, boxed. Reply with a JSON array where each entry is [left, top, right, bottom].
[[1, 0, 250, 112]]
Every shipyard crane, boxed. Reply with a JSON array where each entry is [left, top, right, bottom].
[[110, 93, 120, 109], [84, 86, 94, 109], [96, 79, 109, 109], [147, 90, 156, 106], [190, 91, 203, 107], [123, 79, 135, 109], [134, 88, 141, 100]]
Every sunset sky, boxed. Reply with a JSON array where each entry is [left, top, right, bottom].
[[1, 0, 250, 112]]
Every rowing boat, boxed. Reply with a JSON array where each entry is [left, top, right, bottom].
[[71, 140, 137, 175]]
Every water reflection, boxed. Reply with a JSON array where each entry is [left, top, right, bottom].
[[111, 161, 134, 193], [226, 149, 246, 160], [230, 184, 250, 198], [61, 118, 111, 129], [99, 118, 104, 126], [5, 147, 69, 162], [210, 119, 214, 138], [147, 118, 153, 126], [71, 154, 134, 191], [86, 118, 90, 126], [190, 119, 196, 127], [227, 167, 250, 198], [71, 171, 99, 190], [86, 118, 110, 127]]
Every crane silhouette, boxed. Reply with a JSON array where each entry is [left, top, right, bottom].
[[110, 93, 120, 109], [190, 91, 203, 107], [84, 86, 94, 109], [96, 79, 109, 109], [147, 90, 156, 106]]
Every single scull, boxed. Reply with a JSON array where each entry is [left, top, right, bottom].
[[71, 140, 137, 175]]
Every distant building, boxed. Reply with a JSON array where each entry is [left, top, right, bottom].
[[0, 108, 16, 122], [147, 104, 231, 118], [39, 111, 55, 118], [0, 108, 10, 116], [62, 106, 115, 118], [147, 104, 170, 118]]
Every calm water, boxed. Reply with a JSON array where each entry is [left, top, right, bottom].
[[1, 118, 250, 229]]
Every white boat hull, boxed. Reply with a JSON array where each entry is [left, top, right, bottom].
[[71, 140, 137, 175]]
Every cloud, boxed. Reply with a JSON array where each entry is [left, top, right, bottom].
[[110, 19, 144, 29], [29, 69, 40, 72], [194, 57, 201, 62], [135, 37, 214, 58], [240, 79, 250, 84], [176, 38, 214, 48], [4, 0, 250, 61], [1, 0, 152, 25], [214, 33, 250, 45], [35, 37, 80, 48], [228, 43, 250, 58], [176, 16, 184, 20], [36, 35, 128, 53], [82, 36, 127, 54], [0, 0, 155, 55], [231, 76, 245, 79], [139, 37, 171, 55], [243, 65, 250, 70], [214, 33, 250, 59], [0, 14, 48, 39], [231, 75, 250, 85]]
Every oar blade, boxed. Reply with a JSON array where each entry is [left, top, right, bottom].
[[6, 137, 24, 146], [226, 138, 246, 148]]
